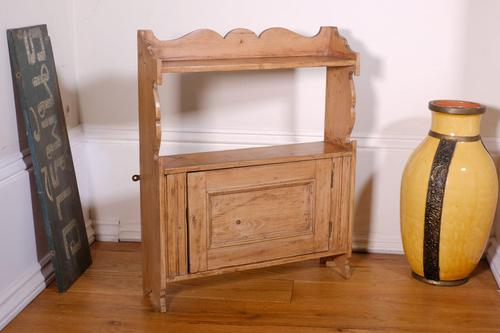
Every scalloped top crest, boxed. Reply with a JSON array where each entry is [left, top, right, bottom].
[[139, 27, 356, 61]]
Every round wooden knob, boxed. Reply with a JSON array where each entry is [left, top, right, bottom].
[[235, 219, 242, 225]]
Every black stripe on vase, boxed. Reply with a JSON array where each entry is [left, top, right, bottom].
[[423, 139, 456, 281]]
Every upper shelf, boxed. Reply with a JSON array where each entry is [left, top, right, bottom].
[[139, 27, 359, 75], [162, 55, 357, 73]]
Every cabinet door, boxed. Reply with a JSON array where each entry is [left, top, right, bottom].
[[187, 159, 331, 273]]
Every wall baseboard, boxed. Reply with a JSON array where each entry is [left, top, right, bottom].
[[0, 254, 53, 330], [93, 219, 139, 242], [94, 219, 405, 255], [0, 151, 26, 185], [119, 221, 141, 242], [85, 219, 96, 245], [93, 219, 120, 242], [487, 237, 500, 289], [353, 236, 404, 254]]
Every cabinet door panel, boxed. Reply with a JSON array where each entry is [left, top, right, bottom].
[[209, 180, 314, 248], [187, 160, 331, 273]]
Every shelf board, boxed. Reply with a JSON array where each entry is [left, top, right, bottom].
[[162, 56, 357, 73], [161, 141, 354, 174]]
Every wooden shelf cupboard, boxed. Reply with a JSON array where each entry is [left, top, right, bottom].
[[137, 27, 359, 312]]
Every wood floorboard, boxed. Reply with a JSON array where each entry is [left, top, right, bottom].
[[4, 242, 500, 332]]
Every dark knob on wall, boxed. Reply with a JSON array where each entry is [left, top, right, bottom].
[[132, 174, 141, 182]]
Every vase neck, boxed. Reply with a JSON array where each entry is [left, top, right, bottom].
[[430, 111, 481, 137]]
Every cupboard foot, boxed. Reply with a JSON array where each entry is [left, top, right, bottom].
[[149, 288, 168, 312], [321, 254, 351, 279]]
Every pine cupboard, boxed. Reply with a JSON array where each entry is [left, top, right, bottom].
[[137, 27, 359, 312]]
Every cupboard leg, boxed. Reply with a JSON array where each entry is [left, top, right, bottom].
[[159, 291, 167, 313], [149, 287, 168, 312], [321, 254, 351, 279]]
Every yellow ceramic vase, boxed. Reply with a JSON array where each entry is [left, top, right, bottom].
[[401, 100, 498, 285]]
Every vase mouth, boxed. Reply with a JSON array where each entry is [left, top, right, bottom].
[[429, 100, 485, 115]]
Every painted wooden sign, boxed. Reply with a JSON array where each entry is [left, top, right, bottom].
[[7, 25, 91, 291]]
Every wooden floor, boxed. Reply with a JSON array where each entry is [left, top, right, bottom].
[[5, 242, 500, 333]]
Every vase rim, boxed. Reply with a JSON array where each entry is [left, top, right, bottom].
[[429, 100, 485, 115]]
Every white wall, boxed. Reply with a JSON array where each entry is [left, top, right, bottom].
[[75, 0, 468, 135], [0, 1, 91, 329]]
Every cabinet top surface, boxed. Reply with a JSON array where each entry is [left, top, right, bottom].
[[161, 141, 354, 174]]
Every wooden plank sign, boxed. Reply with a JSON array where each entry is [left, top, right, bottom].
[[7, 25, 91, 291]]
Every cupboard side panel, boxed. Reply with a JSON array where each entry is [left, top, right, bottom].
[[324, 66, 356, 144], [138, 30, 164, 311]]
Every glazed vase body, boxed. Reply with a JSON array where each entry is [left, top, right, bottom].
[[400, 100, 498, 284]]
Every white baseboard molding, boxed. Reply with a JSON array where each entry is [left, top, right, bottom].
[[0, 151, 26, 185], [119, 221, 141, 242], [0, 253, 53, 330], [85, 219, 96, 245], [486, 237, 500, 289], [67, 125, 85, 147], [352, 236, 404, 254], [93, 219, 140, 242], [93, 219, 405, 255], [93, 219, 120, 242]]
